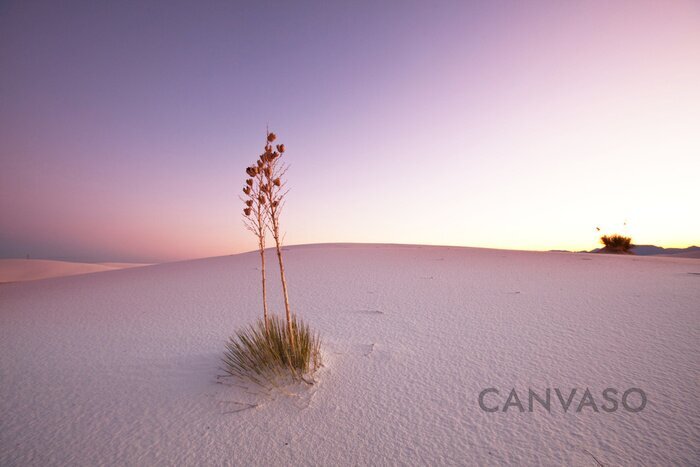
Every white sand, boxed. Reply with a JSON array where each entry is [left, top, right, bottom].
[[0, 259, 149, 283], [0, 244, 698, 465], [660, 251, 700, 259]]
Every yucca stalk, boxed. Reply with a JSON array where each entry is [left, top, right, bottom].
[[258, 131, 295, 351], [242, 163, 270, 334]]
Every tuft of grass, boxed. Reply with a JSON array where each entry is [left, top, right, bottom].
[[223, 314, 321, 386], [600, 234, 633, 254]]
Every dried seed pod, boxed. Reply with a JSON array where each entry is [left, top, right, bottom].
[[246, 179, 253, 186], [272, 151, 279, 159], [258, 195, 266, 205], [276, 144, 285, 153], [271, 200, 279, 208], [243, 186, 251, 195], [265, 144, 272, 152], [256, 160, 263, 168], [245, 200, 253, 207], [264, 167, 271, 177], [244, 207, 251, 216], [261, 183, 269, 192], [273, 178, 281, 186], [267, 133, 276, 142], [246, 166, 257, 177]]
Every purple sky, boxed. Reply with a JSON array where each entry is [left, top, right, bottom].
[[1, 1, 699, 262]]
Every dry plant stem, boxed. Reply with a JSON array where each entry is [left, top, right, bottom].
[[255, 170, 269, 335], [242, 166, 270, 335], [258, 233, 269, 335], [272, 222, 294, 350]]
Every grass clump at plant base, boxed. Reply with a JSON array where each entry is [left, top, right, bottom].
[[600, 234, 633, 254], [223, 314, 321, 386]]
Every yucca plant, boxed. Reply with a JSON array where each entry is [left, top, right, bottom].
[[227, 129, 321, 386], [600, 234, 633, 254], [223, 314, 321, 386]]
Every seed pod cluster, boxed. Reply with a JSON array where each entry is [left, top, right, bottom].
[[242, 131, 287, 219], [243, 163, 262, 216]]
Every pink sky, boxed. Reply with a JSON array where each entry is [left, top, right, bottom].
[[1, 1, 698, 262]]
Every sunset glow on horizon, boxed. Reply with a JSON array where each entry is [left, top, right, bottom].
[[1, 1, 698, 262]]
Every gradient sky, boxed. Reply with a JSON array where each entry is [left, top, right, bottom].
[[1, 1, 699, 262]]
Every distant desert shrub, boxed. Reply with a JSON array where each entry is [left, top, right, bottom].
[[223, 314, 321, 386], [600, 234, 633, 254]]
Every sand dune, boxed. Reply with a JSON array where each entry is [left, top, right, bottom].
[[0, 259, 149, 283], [660, 250, 700, 259], [0, 244, 698, 465]]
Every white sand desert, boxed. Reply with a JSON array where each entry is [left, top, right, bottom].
[[1, 244, 698, 465], [0, 259, 147, 283]]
